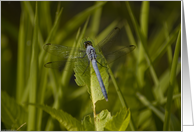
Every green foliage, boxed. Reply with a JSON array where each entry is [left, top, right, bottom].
[[105, 108, 131, 131], [29, 103, 85, 131], [1, 1, 181, 131], [1, 91, 28, 130]]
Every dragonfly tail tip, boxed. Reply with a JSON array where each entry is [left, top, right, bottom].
[[105, 98, 108, 102]]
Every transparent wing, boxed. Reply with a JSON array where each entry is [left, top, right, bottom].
[[44, 61, 67, 69], [97, 27, 120, 54], [43, 43, 89, 70], [103, 45, 136, 64], [43, 43, 86, 59], [44, 57, 89, 69], [97, 27, 136, 64]]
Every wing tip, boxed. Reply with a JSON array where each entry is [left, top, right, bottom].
[[43, 43, 52, 50], [114, 27, 120, 31], [44, 62, 52, 68]]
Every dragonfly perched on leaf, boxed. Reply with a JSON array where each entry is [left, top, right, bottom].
[[43, 27, 136, 101]]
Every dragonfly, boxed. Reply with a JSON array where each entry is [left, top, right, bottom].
[[43, 27, 136, 101]]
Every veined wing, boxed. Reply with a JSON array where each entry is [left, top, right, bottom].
[[97, 27, 136, 64], [103, 45, 136, 64], [43, 43, 86, 59], [43, 43, 88, 69], [97, 27, 120, 55]]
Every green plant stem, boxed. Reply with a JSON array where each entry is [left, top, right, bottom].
[[109, 69, 127, 107], [27, 2, 38, 130], [163, 27, 181, 131], [137, 1, 149, 88], [136, 92, 164, 121], [16, 11, 25, 103], [36, 69, 47, 130], [164, 22, 173, 65]]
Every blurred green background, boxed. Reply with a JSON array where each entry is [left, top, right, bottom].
[[1, 1, 181, 131]]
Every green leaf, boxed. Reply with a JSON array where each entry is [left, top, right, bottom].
[[105, 108, 131, 131], [96, 109, 112, 131], [81, 115, 95, 131], [29, 103, 84, 131], [1, 91, 28, 130]]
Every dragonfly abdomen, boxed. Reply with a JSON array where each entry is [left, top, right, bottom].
[[91, 59, 108, 101]]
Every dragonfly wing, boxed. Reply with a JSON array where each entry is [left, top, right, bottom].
[[97, 27, 136, 64], [97, 27, 120, 55], [43, 43, 85, 59], [44, 56, 89, 69], [43, 43, 89, 70], [44, 61, 67, 69], [103, 45, 136, 64]]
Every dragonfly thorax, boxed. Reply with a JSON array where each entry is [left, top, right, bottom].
[[84, 41, 93, 48], [86, 45, 97, 61]]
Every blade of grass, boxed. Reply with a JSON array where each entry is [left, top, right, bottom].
[[140, 1, 149, 37], [16, 10, 25, 103], [163, 27, 181, 131], [136, 1, 149, 88], [36, 69, 48, 130], [23, 1, 44, 49], [27, 2, 39, 130], [124, 20, 136, 47], [164, 22, 173, 65], [55, 1, 107, 44], [136, 92, 164, 121], [89, 1, 102, 38], [23, 1, 35, 26], [18, 3, 34, 104], [39, 1, 52, 34]]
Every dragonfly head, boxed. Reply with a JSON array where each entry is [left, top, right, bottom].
[[83, 41, 92, 48]]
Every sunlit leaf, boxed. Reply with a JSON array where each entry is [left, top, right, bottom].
[[105, 108, 131, 131]]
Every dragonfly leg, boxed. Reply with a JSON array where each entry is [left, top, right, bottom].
[[96, 60, 107, 68], [82, 60, 90, 76], [80, 53, 87, 58]]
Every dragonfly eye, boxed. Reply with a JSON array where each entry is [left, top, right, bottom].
[[84, 41, 92, 48]]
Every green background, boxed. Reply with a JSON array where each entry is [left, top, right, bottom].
[[1, 1, 181, 131]]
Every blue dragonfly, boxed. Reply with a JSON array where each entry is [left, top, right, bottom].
[[43, 27, 136, 101]]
